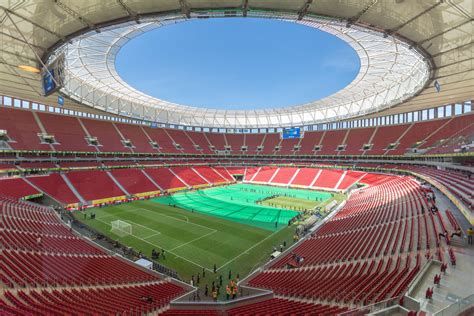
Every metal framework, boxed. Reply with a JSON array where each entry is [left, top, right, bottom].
[[48, 11, 430, 129]]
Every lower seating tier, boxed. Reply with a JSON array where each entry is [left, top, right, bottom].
[[1, 249, 159, 288], [1, 282, 185, 316]]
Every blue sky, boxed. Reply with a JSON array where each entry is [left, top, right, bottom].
[[116, 18, 360, 110]]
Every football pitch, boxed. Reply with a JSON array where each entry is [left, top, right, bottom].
[[74, 183, 337, 284], [153, 183, 330, 230]]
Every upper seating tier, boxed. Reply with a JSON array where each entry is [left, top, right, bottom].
[[0, 107, 472, 156]]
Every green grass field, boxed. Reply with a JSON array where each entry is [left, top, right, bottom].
[[262, 192, 346, 212], [73, 183, 342, 296], [154, 183, 330, 230], [75, 200, 294, 284], [261, 196, 321, 210]]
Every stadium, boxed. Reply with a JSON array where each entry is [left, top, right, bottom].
[[0, 0, 473, 315]]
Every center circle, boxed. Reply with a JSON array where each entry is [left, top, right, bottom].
[[116, 18, 360, 110]]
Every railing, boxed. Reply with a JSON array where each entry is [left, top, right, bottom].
[[433, 294, 474, 316], [405, 259, 440, 298], [338, 296, 403, 316]]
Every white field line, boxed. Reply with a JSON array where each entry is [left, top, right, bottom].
[[96, 214, 161, 236], [169, 230, 217, 252], [96, 217, 214, 272], [130, 206, 187, 221], [311, 199, 328, 210], [95, 204, 285, 272], [216, 229, 280, 272], [143, 232, 161, 239], [96, 213, 120, 220], [128, 207, 214, 232], [135, 202, 298, 271]]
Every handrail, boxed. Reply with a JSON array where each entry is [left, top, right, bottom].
[[433, 294, 474, 316]]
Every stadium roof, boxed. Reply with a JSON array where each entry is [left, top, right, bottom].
[[0, 0, 473, 128]]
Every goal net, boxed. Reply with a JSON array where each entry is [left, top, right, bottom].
[[111, 220, 132, 237]]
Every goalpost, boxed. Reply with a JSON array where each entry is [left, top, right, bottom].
[[111, 220, 132, 237]]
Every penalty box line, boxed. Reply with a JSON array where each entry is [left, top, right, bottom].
[[107, 204, 283, 270], [96, 214, 161, 238], [96, 217, 214, 272], [127, 207, 218, 253], [128, 207, 216, 234]]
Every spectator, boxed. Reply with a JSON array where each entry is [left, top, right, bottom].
[[438, 230, 449, 240], [425, 287, 433, 299], [440, 263, 447, 273], [434, 274, 441, 285], [450, 228, 462, 239], [140, 296, 153, 303]]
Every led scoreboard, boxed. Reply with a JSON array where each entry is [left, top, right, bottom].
[[282, 127, 301, 139]]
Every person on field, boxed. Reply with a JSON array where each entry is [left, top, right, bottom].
[[467, 227, 473, 245], [212, 289, 217, 302]]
